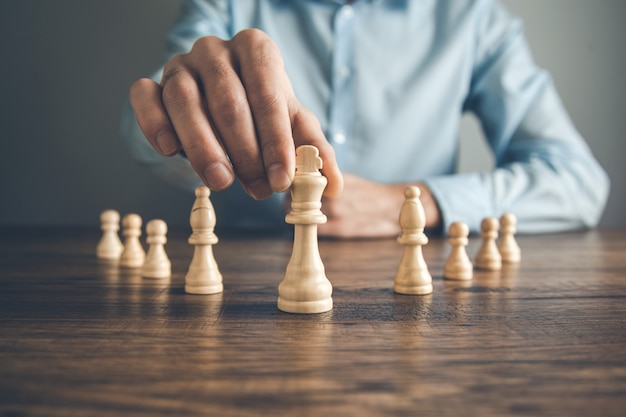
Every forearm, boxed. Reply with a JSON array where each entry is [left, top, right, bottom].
[[425, 156, 609, 234], [459, 2, 610, 233]]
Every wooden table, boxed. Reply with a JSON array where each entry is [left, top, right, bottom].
[[1, 228, 625, 416]]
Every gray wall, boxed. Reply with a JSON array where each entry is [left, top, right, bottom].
[[1, 1, 624, 228]]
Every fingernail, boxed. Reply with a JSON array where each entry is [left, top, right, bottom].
[[203, 163, 234, 190], [155, 130, 179, 155], [245, 178, 272, 200], [267, 163, 292, 192]]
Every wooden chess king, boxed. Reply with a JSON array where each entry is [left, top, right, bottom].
[[278, 145, 333, 314]]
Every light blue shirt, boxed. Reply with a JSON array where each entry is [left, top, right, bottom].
[[122, 0, 609, 234]]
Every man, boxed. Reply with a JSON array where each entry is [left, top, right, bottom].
[[123, 0, 609, 237]]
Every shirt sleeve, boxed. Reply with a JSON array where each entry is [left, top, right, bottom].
[[424, 0, 609, 234]]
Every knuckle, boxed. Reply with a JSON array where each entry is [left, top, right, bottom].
[[232, 28, 270, 46], [190, 37, 234, 77], [259, 138, 286, 163], [129, 78, 151, 104], [205, 59, 232, 80], [191, 35, 224, 55], [248, 86, 283, 113], [232, 29, 283, 68], [181, 137, 207, 161], [161, 54, 186, 84], [161, 78, 196, 107], [161, 66, 184, 85], [211, 93, 249, 125]]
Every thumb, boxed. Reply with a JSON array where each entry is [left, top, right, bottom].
[[290, 107, 343, 197]]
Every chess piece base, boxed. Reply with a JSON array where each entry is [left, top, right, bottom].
[[120, 254, 144, 268], [475, 259, 502, 271], [394, 283, 433, 295], [277, 297, 333, 314], [393, 244, 433, 295], [500, 250, 521, 264], [142, 264, 171, 279], [185, 244, 223, 294], [185, 282, 223, 295], [444, 266, 473, 281], [97, 245, 122, 261]]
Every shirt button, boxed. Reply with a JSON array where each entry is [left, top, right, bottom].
[[341, 5, 354, 19], [334, 132, 347, 144], [338, 66, 351, 78]]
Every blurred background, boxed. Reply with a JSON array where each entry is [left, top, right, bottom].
[[1, 0, 624, 229]]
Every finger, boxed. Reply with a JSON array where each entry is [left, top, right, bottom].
[[190, 36, 271, 200], [129, 78, 181, 156], [282, 191, 292, 215], [291, 107, 344, 197], [160, 62, 234, 191], [232, 29, 295, 193]]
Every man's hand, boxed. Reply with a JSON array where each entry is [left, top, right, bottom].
[[129, 29, 342, 200], [318, 173, 441, 239]]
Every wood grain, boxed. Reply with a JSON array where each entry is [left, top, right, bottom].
[[0, 228, 625, 416]]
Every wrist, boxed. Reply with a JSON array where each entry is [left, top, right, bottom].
[[416, 183, 442, 232]]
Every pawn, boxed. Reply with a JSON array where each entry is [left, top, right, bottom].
[[444, 221, 473, 280], [393, 186, 433, 295], [119, 213, 146, 268], [475, 217, 502, 271], [141, 219, 171, 279], [498, 213, 521, 263], [96, 209, 123, 260], [185, 186, 223, 294]]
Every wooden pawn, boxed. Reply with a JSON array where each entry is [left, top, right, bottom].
[[444, 221, 473, 280], [97, 209, 123, 260], [119, 213, 145, 268], [498, 213, 521, 263], [475, 217, 502, 270], [141, 219, 171, 279]]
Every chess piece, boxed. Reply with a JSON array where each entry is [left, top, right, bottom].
[[96, 209, 123, 260], [185, 186, 223, 294], [498, 213, 521, 263], [475, 217, 502, 270], [119, 213, 146, 268], [278, 145, 333, 314], [444, 221, 473, 280], [393, 186, 433, 295], [141, 219, 171, 279]]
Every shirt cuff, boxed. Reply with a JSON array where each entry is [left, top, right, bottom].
[[423, 172, 494, 235]]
